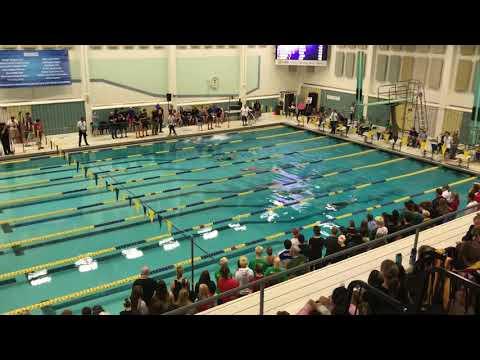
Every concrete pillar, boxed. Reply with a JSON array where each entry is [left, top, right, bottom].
[[362, 45, 375, 119], [435, 45, 456, 138], [239, 45, 247, 104], [79, 45, 92, 123], [168, 45, 177, 108]]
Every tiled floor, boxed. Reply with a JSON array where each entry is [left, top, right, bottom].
[[3, 114, 480, 175]]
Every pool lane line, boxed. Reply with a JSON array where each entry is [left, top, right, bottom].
[[0, 164, 446, 282], [0, 148, 381, 225], [0, 174, 85, 193], [0, 129, 309, 181], [1, 163, 443, 266], [0, 146, 386, 227], [0, 163, 74, 178], [98, 142, 351, 188], [71, 125, 287, 156], [0, 140, 332, 208], [0, 134, 327, 193], [5, 174, 477, 315], [0, 154, 63, 167], [76, 129, 312, 166], [79, 134, 323, 172], [86, 136, 330, 179]]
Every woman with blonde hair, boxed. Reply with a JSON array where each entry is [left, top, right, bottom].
[[171, 264, 190, 302], [175, 288, 196, 314], [375, 216, 389, 239], [196, 283, 216, 312], [234, 256, 254, 296]]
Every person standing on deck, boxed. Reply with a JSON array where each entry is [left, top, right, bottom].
[[241, 104, 250, 126], [329, 109, 338, 134], [167, 111, 177, 136], [77, 117, 89, 147]]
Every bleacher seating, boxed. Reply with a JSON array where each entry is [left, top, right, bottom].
[[200, 212, 475, 315]]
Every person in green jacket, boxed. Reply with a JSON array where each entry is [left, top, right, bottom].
[[264, 257, 287, 286], [249, 246, 268, 274]]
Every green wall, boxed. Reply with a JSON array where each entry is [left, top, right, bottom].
[[176, 56, 260, 96], [320, 90, 355, 113], [89, 58, 168, 95], [176, 56, 240, 96], [32, 101, 86, 135], [366, 97, 391, 126]]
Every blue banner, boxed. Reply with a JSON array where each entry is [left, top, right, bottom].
[[0, 49, 71, 88]]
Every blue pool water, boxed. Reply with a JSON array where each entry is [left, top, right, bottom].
[[0, 124, 475, 314]]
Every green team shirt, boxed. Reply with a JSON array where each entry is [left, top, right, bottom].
[[249, 258, 268, 273], [264, 267, 287, 283]]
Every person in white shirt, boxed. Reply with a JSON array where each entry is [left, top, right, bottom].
[[329, 109, 338, 134], [77, 117, 89, 147], [240, 104, 250, 126], [375, 216, 388, 239], [465, 193, 480, 215], [167, 111, 177, 136], [234, 256, 254, 296], [444, 132, 452, 159], [288, 102, 296, 118], [442, 185, 453, 204]]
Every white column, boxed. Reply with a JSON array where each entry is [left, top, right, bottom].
[[79, 45, 92, 123], [168, 45, 177, 108], [362, 45, 375, 119], [435, 45, 456, 138], [239, 45, 247, 104]]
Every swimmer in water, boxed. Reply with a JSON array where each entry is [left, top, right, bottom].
[[216, 153, 235, 161], [325, 198, 357, 211]]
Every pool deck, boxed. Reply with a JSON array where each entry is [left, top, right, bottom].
[[2, 114, 480, 177]]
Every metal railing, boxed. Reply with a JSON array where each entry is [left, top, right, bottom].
[[162, 203, 480, 315], [416, 267, 480, 314], [345, 280, 408, 315]]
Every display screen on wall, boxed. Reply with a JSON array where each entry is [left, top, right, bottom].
[[0, 49, 71, 88], [275, 45, 328, 66]]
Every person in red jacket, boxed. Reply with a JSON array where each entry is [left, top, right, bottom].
[[217, 264, 239, 304], [448, 192, 460, 212]]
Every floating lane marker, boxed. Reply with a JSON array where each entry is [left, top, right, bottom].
[[256, 130, 305, 139], [76, 129, 318, 166], [5, 174, 477, 314], [0, 225, 95, 250], [0, 148, 380, 226], [0, 165, 458, 281]]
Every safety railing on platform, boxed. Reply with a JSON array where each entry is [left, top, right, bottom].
[[416, 267, 480, 315], [345, 280, 408, 315], [163, 203, 480, 315]]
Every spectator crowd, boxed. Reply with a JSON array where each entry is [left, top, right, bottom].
[[56, 182, 480, 315]]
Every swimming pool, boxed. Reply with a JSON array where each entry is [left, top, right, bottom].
[[0, 124, 476, 315]]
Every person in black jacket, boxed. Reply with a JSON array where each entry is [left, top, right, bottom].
[[308, 225, 324, 270], [194, 270, 216, 300], [324, 227, 341, 257], [462, 213, 480, 242], [132, 266, 157, 306], [431, 188, 443, 218]]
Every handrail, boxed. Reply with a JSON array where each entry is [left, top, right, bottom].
[[163, 203, 480, 315], [415, 266, 480, 314], [345, 280, 408, 314], [430, 267, 480, 292]]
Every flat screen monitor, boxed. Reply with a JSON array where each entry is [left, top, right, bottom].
[[275, 45, 328, 66]]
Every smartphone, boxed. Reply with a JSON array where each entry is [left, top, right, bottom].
[[395, 253, 403, 266]]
